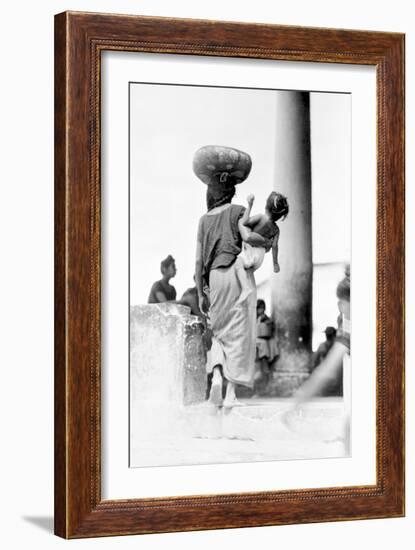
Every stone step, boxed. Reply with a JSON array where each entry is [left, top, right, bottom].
[[130, 398, 348, 467]]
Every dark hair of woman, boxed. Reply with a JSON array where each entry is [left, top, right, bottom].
[[206, 184, 236, 211]]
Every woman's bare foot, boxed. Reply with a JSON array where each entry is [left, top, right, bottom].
[[223, 382, 240, 408], [208, 366, 223, 406]]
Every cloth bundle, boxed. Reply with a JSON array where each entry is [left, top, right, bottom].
[[193, 145, 252, 187]]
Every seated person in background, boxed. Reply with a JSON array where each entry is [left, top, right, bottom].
[[254, 299, 279, 396], [177, 276, 205, 319], [147, 255, 177, 304], [312, 326, 337, 370], [178, 283, 213, 351], [178, 285, 201, 317]]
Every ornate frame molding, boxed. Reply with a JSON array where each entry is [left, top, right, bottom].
[[55, 11, 405, 538]]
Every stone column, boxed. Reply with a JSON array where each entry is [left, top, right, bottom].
[[270, 91, 313, 396]]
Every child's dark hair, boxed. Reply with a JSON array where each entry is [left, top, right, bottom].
[[336, 265, 350, 302], [266, 192, 289, 221], [256, 299, 266, 310]]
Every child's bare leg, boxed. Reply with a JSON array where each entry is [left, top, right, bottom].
[[235, 257, 252, 296]]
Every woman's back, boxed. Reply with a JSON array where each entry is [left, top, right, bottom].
[[198, 203, 245, 281]]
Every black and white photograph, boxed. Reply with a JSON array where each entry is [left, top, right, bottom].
[[129, 83, 351, 468], [1, 0, 409, 546]]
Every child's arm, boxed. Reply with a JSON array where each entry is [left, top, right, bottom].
[[272, 231, 280, 273], [243, 214, 264, 229], [238, 194, 255, 243], [240, 195, 264, 228]]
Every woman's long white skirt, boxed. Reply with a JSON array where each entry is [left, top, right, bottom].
[[206, 262, 257, 388]]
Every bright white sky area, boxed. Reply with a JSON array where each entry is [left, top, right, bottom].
[[130, 84, 351, 305], [310, 92, 351, 264]]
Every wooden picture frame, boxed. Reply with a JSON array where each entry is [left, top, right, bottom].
[[54, 11, 405, 538]]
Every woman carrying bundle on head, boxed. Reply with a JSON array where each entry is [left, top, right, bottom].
[[193, 145, 270, 408]]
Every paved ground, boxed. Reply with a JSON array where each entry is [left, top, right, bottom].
[[130, 397, 348, 467]]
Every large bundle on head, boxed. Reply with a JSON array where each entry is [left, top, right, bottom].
[[193, 145, 252, 187]]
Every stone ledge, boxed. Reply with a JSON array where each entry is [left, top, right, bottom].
[[130, 303, 207, 410]]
